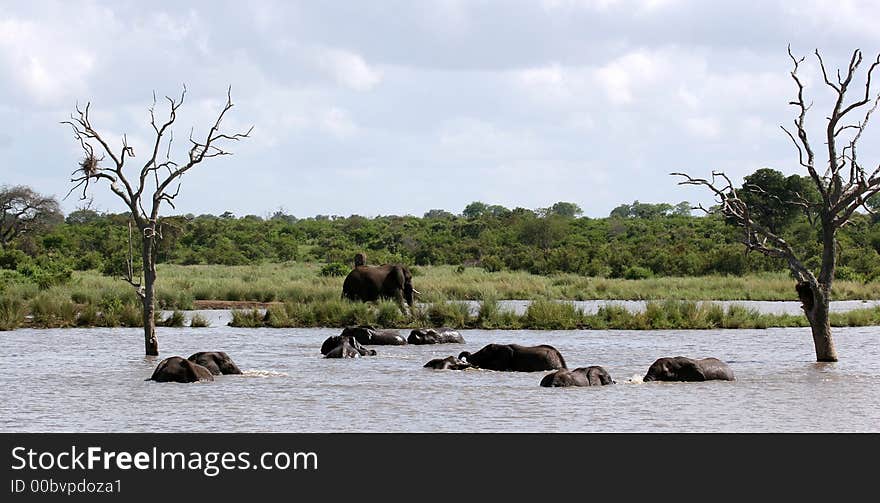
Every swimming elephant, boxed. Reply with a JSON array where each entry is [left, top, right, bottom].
[[459, 344, 567, 372], [408, 327, 465, 345], [643, 356, 735, 382], [187, 351, 242, 375], [321, 334, 378, 358], [147, 356, 214, 383], [341, 326, 408, 345], [540, 366, 614, 387], [342, 262, 419, 311], [423, 355, 473, 370]]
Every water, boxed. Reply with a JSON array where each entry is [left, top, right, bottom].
[[459, 299, 880, 316], [2, 323, 879, 432]]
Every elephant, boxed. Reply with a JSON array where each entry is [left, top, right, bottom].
[[147, 356, 214, 383], [407, 327, 465, 345], [321, 334, 378, 358], [187, 351, 242, 375], [341, 325, 408, 345], [342, 261, 419, 311], [540, 366, 614, 387], [423, 355, 473, 370], [459, 344, 567, 372], [643, 356, 735, 382]]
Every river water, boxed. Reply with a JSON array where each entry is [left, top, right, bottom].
[[1, 322, 878, 432]]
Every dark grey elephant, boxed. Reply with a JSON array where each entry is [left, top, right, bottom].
[[321, 334, 378, 358], [147, 356, 214, 383], [540, 366, 614, 387], [187, 351, 242, 375], [643, 356, 735, 382], [342, 262, 419, 311], [459, 344, 566, 372], [341, 326, 407, 345], [423, 355, 473, 370], [408, 327, 465, 345]]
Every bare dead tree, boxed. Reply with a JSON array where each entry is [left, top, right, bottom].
[[673, 47, 880, 362], [62, 86, 252, 356]]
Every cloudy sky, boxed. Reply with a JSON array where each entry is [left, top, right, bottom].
[[1, 0, 879, 219]]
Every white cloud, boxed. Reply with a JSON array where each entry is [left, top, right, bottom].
[[0, 18, 96, 104], [595, 50, 672, 105], [319, 107, 359, 138], [313, 47, 383, 91], [683, 116, 722, 140]]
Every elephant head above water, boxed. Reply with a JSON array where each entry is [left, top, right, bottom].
[[643, 356, 735, 382], [187, 351, 242, 375], [147, 356, 214, 383]]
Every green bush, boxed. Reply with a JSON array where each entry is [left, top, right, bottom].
[[319, 263, 349, 277], [623, 266, 654, 280], [0, 296, 25, 330], [189, 313, 211, 328], [161, 310, 186, 327]]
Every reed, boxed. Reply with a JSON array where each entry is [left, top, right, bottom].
[[189, 313, 211, 328], [0, 296, 26, 330]]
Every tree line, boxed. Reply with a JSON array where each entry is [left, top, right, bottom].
[[4, 167, 880, 289]]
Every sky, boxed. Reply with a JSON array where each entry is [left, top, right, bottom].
[[1, 0, 879, 219]]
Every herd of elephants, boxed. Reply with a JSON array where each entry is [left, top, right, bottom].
[[147, 254, 736, 386]]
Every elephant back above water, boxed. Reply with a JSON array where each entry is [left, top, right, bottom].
[[342, 263, 418, 308], [187, 351, 242, 375], [643, 356, 735, 382], [459, 343, 567, 372], [341, 326, 408, 345], [408, 327, 465, 345], [540, 366, 614, 387], [147, 356, 214, 383]]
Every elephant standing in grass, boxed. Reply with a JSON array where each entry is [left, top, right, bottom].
[[643, 356, 735, 382], [147, 356, 214, 383], [540, 366, 614, 387], [342, 256, 419, 312]]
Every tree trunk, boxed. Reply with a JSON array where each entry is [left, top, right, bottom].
[[142, 236, 159, 356], [796, 281, 838, 362]]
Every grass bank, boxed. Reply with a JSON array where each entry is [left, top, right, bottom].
[[225, 298, 880, 331], [3, 263, 880, 330]]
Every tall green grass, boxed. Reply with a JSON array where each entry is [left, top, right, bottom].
[[223, 298, 840, 330], [7, 263, 880, 329]]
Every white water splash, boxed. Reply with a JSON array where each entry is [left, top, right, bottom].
[[627, 374, 644, 384], [241, 370, 289, 378]]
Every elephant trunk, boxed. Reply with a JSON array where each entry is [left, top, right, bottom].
[[404, 283, 415, 307]]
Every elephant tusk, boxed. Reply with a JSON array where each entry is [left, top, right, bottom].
[[411, 288, 421, 295]]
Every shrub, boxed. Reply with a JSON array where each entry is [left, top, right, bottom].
[[623, 266, 654, 280], [319, 263, 349, 277], [162, 310, 186, 327], [230, 309, 265, 328], [189, 313, 211, 328], [0, 296, 25, 330]]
